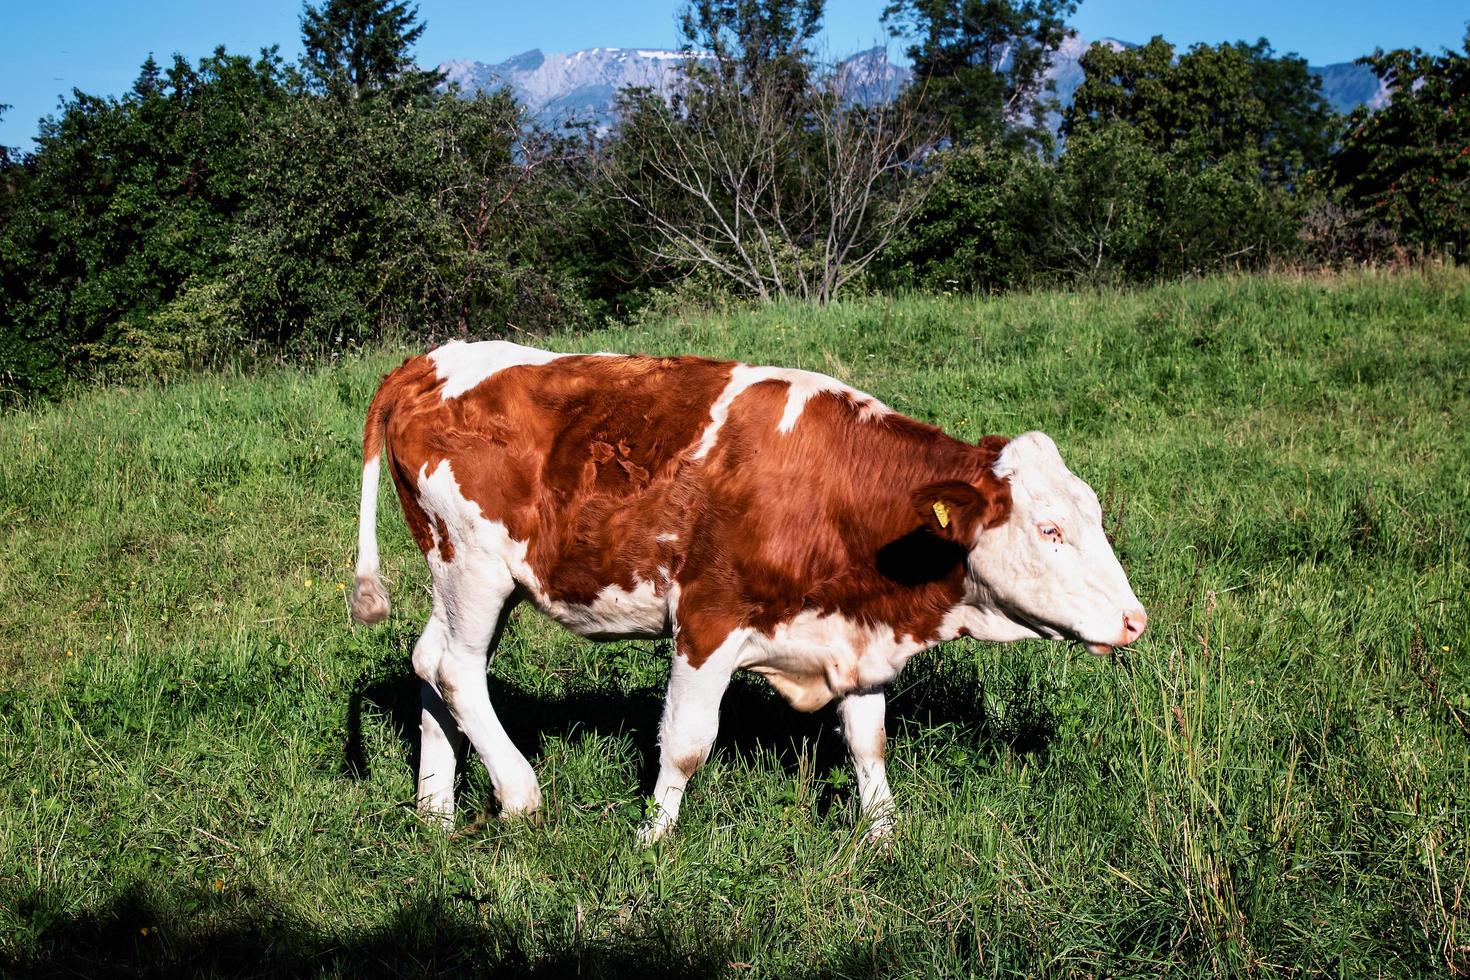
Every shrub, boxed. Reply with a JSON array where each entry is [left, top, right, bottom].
[[1328, 37, 1470, 259]]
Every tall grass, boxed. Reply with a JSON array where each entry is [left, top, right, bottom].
[[1, 270, 1467, 976]]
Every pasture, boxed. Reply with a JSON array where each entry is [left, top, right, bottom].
[[1, 271, 1467, 977]]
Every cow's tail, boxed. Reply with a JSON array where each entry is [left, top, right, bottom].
[[350, 377, 395, 625]]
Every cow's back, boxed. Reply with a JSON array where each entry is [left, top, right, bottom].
[[377, 340, 983, 653]]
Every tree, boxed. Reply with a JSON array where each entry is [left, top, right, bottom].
[[229, 90, 592, 352], [0, 49, 293, 396], [300, 0, 439, 101], [875, 141, 1056, 292], [678, 0, 823, 100], [882, 0, 1077, 149], [1064, 37, 1334, 182], [1328, 34, 1470, 258], [608, 43, 935, 302], [0, 103, 15, 188]]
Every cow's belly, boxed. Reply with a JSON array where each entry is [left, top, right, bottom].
[[531, 578, 673, 641], [741, 611, 931, 711]]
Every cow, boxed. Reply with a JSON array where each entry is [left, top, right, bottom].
[[350, 340, 1146, 842]]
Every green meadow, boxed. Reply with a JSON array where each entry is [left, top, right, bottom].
[[1, 271, 1467, 977]]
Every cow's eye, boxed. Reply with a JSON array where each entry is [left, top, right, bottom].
[[1038, 523, 1063, 542]]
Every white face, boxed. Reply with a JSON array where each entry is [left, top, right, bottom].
[[970, 432, 1147, 654]]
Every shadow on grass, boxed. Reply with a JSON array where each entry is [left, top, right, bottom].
[[2, 881, 719, 979], [4, 881, 927, 979], [344, 642, 1057, 806]]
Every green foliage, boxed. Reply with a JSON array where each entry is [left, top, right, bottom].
[[300, 0, 440, 101], [0, 21, 599, 398], [82, 280, 242, 384], [883, 0, 1077, 149], [2, 272, 1467, 975], [0, 49, 293, 399], [874, 142, 1055, 292], [678, 0, 824, 98], [229, 90, 595, 356], [1048, 124, 1300, 282], [0, 103, 13, 171], [880, 129, 1301, 292], [1328, 35, 1470, 258], [1066, 37, 1335, 182], [884, 36, 1331, 292]]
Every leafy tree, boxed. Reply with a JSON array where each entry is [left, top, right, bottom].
[[1328, 34, 1470, 258], [882, 0, 1077, 149], [1065, 37, 1334, 182], [1047, 124, 1295, 282], [678, 0, 823, 100], [229, 90, 593, 352], [0, 104, 18, 219], [0, 103, 14, 170], [875, 142, 1055, 292], [0, 49, 293, 396], [300, 0, 439, 101]]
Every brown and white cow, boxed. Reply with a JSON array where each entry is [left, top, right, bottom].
[[351, 340, 1145, 841]]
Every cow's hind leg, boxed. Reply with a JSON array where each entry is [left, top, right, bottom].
[[412, 557, 542, 825], [839, 688, 895, 840], [415, 631, 464, 826]]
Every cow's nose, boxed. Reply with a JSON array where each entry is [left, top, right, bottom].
[[1121, 608, 1148, 645]]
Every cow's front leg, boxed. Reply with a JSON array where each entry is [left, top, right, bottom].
[[839, 688, 895, 840], [639, 627, 740, 844]]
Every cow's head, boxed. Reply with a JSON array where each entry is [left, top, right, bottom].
[[915, 431, 1146, 654]]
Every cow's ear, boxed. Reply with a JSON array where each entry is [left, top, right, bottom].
[[913, 476, 1012, 544]]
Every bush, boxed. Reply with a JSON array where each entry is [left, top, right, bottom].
[[875, 143, 1057, 293], [228, 91, 597, 357], [878, 127, 1304, 293], [1051, 126, 1301, 283], [0, 50, 291, 400], [79, 280, 243, 385], [1328, 37, 1470, 259]]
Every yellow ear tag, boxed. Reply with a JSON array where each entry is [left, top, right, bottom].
[[932, 500, 951, 529]]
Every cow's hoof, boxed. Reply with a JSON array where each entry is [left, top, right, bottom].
[[500, 806, 544, 827], [497, 785, 544, 825], [862, 813, 896, 850], [417, 804, 456, 830], [636, 818, 672, 848]]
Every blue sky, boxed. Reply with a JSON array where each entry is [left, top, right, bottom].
[[4, 0, 1467, 149]]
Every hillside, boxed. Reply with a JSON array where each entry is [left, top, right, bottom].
[[1, 272, 1467, 976]]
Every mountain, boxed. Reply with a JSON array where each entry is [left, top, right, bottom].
[[439, 48, 692, 129], [1312, 61, 1391, 112], [438, 39, 1383, 132]]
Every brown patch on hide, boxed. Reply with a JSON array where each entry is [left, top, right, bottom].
[[360, 344, 1017, 704]]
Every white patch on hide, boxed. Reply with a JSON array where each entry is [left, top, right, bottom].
[[428, 339, 565, 400], [543, 579, 670, 640], [691, 364, 889, 460], [742, 611, 930, 708]]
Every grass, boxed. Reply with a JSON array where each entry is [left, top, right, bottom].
[[1, 269, 1467, 977]]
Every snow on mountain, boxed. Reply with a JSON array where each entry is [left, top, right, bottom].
[[438, 39, 1382, 132], [439, 47, 693, 129]]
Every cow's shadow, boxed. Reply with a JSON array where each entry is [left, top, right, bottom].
[[344, 639, 1057, 814]]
